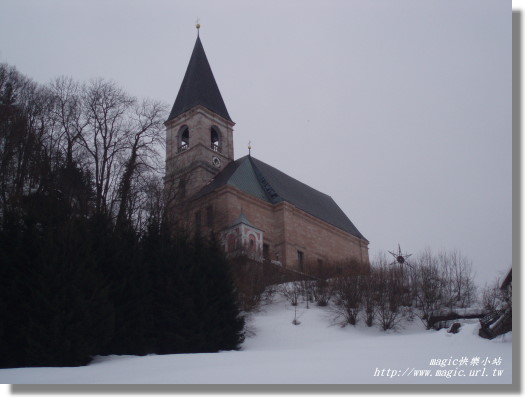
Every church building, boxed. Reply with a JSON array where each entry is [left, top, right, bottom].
[[165, 30, 369, 271]]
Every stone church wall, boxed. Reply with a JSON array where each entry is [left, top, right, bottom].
[[183, 186, 369, 271]]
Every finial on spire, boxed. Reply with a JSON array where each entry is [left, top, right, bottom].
[[195, 18, 200, 36], [248, 141, 252, 156]]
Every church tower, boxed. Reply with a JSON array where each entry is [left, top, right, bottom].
[[165, 30, 235, 201], [164, 27, 369, 268]]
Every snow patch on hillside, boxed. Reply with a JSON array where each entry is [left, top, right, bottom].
[[0, 296, 512, 384]]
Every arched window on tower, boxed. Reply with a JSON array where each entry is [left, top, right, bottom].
[[178, 126, 189, 153], [210, 126, 222, 153]]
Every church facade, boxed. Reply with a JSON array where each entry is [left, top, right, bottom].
[[165, 33, 369, 271]]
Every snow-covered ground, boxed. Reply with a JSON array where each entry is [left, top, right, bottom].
[[0, 296, 512, 384]]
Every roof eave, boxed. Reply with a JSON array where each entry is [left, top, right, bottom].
[[165, 104, 236, 127]]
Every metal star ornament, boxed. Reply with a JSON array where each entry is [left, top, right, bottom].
[[388, 244, 413, 268]]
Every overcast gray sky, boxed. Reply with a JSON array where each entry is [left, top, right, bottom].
[[0, 0, 511, 287]]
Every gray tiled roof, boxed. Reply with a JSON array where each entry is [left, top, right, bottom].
[[229, 212, 259, 230], [193, 156, 366, 240], [167, 36, 232, 122]]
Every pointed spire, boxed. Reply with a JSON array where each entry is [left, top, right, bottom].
[[167, 35, 232, 122], [230, 211, 257, 229]]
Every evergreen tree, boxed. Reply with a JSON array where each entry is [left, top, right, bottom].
[[0, 192, 114, 367], [187, 233, 245, 352], [144, 225, 244, 355], [98, 220, 152, 356]]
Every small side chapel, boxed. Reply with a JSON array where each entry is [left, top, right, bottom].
[[165, 28, 369, 271]]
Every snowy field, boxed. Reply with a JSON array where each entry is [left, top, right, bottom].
[[0, 296, 512, 385]]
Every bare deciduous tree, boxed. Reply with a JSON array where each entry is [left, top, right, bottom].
[[78, 78, 135, 215], [49, 77, 168, 226], [481, 278, 504, 312], [412, 249, 446, 328], [115, 98, 167, 229], [440, 249, 476, 308], [372, 258, 408, 331], [49, 76, 87, 167], [331, 272, 362, 326]]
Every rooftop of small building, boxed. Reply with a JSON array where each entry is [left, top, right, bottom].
[[229, 211, 260, 230]]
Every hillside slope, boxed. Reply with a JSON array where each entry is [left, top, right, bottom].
[[0, 296, 512, 384]]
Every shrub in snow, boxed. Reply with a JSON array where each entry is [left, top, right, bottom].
[[331, 274, 363, 326], [448, 322, 461, 334], [312, 278, 332, 307], [372, 265, 409, 331], [408, 250, 477, 329], [281, 281, 303, 307]]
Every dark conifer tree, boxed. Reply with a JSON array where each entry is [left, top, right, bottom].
[[145, 224, 192, 354], [0, 209, 37, 368], [99, 220, 152, 356], [186, 233, 245, 352], [0, 190, 114, 367], [143, 225, 244, 355]]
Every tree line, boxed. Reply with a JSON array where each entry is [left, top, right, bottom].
[[0, 64, 244, 368], [273, 249, 480, 331]]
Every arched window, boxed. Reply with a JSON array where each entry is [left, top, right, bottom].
[[249, 234, 256, 250], [210, 126, 221, 153], [227, 233, 236, 252], [178, 126, 189, 153]]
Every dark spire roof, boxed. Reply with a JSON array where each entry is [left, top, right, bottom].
[[167, 36, 232, 122], [193, 156, 367, 241]]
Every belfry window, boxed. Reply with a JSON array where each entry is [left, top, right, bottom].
[[210, 127, 221, 153], [178, 126, 189, 153]]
